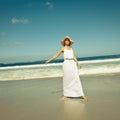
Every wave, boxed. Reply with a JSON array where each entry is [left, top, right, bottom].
[[0, 58, 120, 70], [80, 63, 120, 75], [0, 54, 120, 67], [0, 58, 120, 81], [81, 58, 120, 63], [0, 63, 63, 70]]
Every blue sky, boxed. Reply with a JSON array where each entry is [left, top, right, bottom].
[[0, 0, 120, 63]]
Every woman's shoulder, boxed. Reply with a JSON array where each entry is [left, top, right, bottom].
[[65, 46, 73, 50], [59, 47, 65, 52]]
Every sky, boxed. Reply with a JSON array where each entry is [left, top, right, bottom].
[[0, 0, 120, 63]]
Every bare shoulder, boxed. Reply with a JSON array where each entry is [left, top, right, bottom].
[[71, 47, 74, 51], [60, 47, 65, 52]]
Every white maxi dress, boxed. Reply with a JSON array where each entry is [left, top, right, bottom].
[[63, 48, 84, 97]]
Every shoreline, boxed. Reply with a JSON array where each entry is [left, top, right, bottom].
[[0, 72, 120, 82]]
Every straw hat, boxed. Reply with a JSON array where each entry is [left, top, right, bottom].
[[61, 36, 74, 46]]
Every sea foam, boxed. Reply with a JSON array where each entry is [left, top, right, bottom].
[[0, 58, 120, 81]]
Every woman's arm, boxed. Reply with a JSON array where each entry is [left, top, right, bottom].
[[45, 48, 64, 64], [73, 55, 82, 69]]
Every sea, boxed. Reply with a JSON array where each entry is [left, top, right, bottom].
[[0, 54, 120, 81]]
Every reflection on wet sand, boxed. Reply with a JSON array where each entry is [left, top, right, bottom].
[[63, 99, 86, 120]]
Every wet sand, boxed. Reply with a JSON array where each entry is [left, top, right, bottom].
[[0, 73, 120, 120]]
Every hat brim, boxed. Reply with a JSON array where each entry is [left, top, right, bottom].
[[61, 37, 74, 46]]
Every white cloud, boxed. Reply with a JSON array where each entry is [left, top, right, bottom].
[[11, 18, 29, 24], [45, 1, 54, 9]]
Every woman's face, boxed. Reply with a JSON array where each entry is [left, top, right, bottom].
[[64, 39, 70, 46]]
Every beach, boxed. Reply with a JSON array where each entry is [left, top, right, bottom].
[[0, 73, 120, 120]]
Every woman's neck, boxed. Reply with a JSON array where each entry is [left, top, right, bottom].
[[65, 45, 71, 50]]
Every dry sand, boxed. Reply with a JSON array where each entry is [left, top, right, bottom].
[[0, 73, 120, 120]]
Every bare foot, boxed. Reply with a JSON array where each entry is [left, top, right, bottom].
[[81, 96, 87, 102], [60, 96, 69, 101]]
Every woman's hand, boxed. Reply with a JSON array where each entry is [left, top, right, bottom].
[[45, 60, 49, 64], [78, 63, 82, 69]]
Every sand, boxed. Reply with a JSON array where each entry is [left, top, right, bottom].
[[0, 73, 120, 120]]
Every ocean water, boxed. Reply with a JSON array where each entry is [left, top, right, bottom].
[[0, 55, 120, 81]]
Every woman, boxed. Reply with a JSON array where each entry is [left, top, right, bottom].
[[45, 36, 87, 101]]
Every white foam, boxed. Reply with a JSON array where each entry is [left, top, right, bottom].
[[79, 65, 120, 75], [0, 58, 120, 70], [0, 63, 63, 70], [0, 58, 120, 81], [80, 58, 120, 64]]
